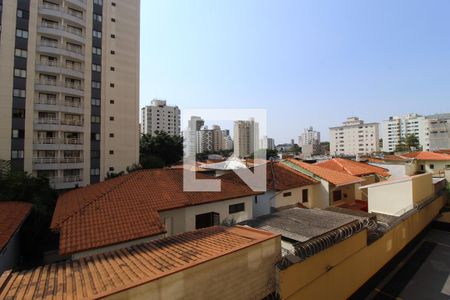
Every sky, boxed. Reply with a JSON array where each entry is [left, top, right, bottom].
[[140, 0, 450, 143]]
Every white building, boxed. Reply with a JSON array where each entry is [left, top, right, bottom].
[[184, 116, 204, 159], [381, 113, 430, 152], [427, 113, 450, 151], [197, 125, 223, 153], [330, 117, 379, 157], [222, 130, 233, 151], [260, 136, 275, 150], [299, 127, 320, 156], [234, 119, 259, 158], [141, 100, 180, 136]]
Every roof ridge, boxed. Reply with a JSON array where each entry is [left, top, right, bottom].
[[334, 158, 350, 174], [53, 172, 141, 229]]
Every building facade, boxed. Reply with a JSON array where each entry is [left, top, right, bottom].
[[234, 118, 259, 158], [381, 113, 430, 152], [141, 99, 180, 136], [299, 126, 320, 156], [196, 125, 223, 153], [427, 113, 450, 151], [0, 0, 140, 189], [330, 117, 379, 157], [260, 136, 275, 150], [222, 129, 233, 151]]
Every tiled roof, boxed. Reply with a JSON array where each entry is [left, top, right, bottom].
[[401, 151, 450, 161], [284, 159, 364, 187], [51, 169, 261, 255], [434, 149, 450, 155], [315, 158, 390, 177], [0, 226, 278, 300], [0, 202, 32, 251], [221, 162, 319, 191]]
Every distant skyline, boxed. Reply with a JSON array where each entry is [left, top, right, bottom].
[[140, 0, 450, 143]]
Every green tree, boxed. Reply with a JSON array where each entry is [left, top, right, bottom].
[[288, 144, 302, 154], [0, 170, 58, 267], [140, 131, 183, 168], [250, 148, 279, 160], [395, 134, 421, 152]]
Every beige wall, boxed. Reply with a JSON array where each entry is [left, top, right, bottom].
[[368, 179, 413, 216], [412, 173, 433, 204], [0, 1, 17, 161], [279, 195, 446, 300], [416, 160, 450, 175], [310, 179, 330, 208], [101, 0, 140, 176], [273, 186, 314, 208], [160, 196, 254, 236], [105, 235, 282, 300]]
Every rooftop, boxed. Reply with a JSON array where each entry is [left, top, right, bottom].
[[0, 201, 32, 251], [315, 158, 390, 177], [283, 158, 364, 187], [51, 169, 260, 255], [220, 162, 319, 192], [401, 151, 450, 161], [0, 226, 277, 300]]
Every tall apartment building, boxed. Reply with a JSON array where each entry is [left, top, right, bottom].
[[222, 129, 233, 151], [234, 118, 259, 158], [298, 126, 320, 156], [141, 99, 180, 136], [427, 113, 450, 150], [196, 125, 224, 153], [0, 0, 140, 189], [381, 113, 430, 152], [330, 117, 379, 157], [260, 136, 275, 150], [184, 116, 204, 159]]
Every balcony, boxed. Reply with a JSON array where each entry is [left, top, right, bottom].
[[61, 118, 83, 126], [65, 0, 87, 10], [34, 137, 58, 145], [35, 79, 84, 97], [34, 97, 83, 114], [33, 157, 84, 171], [36, 60, 84, 78], [38, 23, 85, 44], [37, 41, 85, 61], [38, 3, 86, 26], [34, 117, 83, 132], [47, 175, 84, 189], [33, 137, 84, 150]]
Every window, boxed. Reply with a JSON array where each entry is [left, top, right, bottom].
[[92, 64, 101, 72], [111, 18, 116, 22], [110, 83, 115, 87], [17, 9, 29, 19], [195, 212, 219, 229], [112, 2, 116, 6], [110, 50, 115, 55], [254, 196, 258, 204], [11, 150, 24, 159], [15, 48, 27, 58], [111, 34, 116, 38], [302, 189, 309, 203], [109, 167, 115, 171], [91, 150, 100, 158], [109, 133, 114, 138], [110, 66, 115, 71], [93, 47, 102, 55], [91, 98, 100, 106], [91, 115, 101, 123], [92, 81, 101, 88], [90, 168, 100, 176], [14, 68, 26, 78], [93, 30, 102, 38], [13, 89, 26, 98], [333, 190, 342, 202], [94, 0, 103, 5], [12, 109, 25, 118], [93, 13, 102, 22], [229, 203, 245, 214], [430, 164, 434, 170], [91, 133, 100, 141], [283, 192, 292, 197], [12, 129, 24, 138], [109, 116, 114, 121], [16, 29, 28, 39], [110, 100, 115, 104], [109, 150, 114, 155]]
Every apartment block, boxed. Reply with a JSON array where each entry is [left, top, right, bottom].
[[330, 117, 379, 156], [234, 118, 259, 158], [260, 136, 275, 150], [197, 125, 223, 153], [427, 113, 450, 151], [141, 99, 180, 136], [382, 113, 430, 152], [299, 126, 320, 156], [0, 0, 140, 188], [222, 129, 233, 150]]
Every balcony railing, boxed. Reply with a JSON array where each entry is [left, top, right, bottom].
[[35, 79, 84, 91], [36, 118, 59, 125], [37, 61, 84, 73], [39, 23, 85, 39], [33, 157, 83, 164], [36, 79, 58, 86], [64, 82, 84, 90], [34, 137, 58, 144], [48, 175, 83, 184], [64, 138, 83, 145], [33, 138, 83, 145], [35, 98, 83, 108], [61, 119, 83, 126]]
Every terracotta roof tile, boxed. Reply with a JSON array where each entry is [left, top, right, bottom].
[[0, 202, 32, 251], [434, 149, 450, 155], [221, 162, 319, 191], [0, 226, 278, 300], [284, 159, 364, 187], [51, 169, 261, 255], [401, 151, 450, 161], [315, 158, 390, 177]]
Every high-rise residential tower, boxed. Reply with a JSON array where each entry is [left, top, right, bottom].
[[0, 0, 140, 189], [141, 99, 181, 136], [234, 118, 259, 158], [330, 117, 379, 157]]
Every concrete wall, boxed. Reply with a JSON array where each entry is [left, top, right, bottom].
[[368, 179, 413, 216], [412, 173, 433, 204], [254, 191, 274, 217], [0, 232, 20, 274], [370, 163, 413, 179], [278, 195, 446, 300], [416, 160, 450, 175], [273, 186, 314, 209], [310, 179, 330, 209], [105, 235, 282, 300], [160, 196, 254, 236]]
